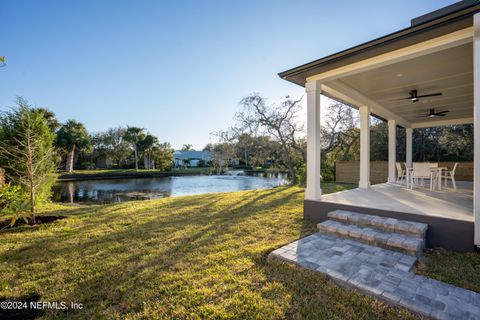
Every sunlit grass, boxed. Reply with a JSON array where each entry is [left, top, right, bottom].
[[0, 185, 421, 319], [416, 248, 480, 293]]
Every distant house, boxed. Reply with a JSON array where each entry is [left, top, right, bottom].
[[94, 154, 113, 169], [173, 150, 212, 167]]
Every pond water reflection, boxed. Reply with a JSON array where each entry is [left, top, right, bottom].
[[52, 173, 288, 204]]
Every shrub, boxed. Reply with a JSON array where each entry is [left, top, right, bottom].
[[295, 163, 306, 187], [0, 98, 56, 223], [0, 184, 31, 227]]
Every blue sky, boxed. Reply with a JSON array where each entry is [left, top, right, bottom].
[[0, 0, 455, 149]]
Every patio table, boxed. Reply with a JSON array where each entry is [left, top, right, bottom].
[[406, 166, 448, 190], [432, 167, 448, 190]]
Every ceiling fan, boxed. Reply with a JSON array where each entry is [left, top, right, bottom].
[[399, 89, 442, 102], [422, 108, 449, 118]]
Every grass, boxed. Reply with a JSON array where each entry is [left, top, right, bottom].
[[0, 183, 421, 319], [172, 167, 214, 175]]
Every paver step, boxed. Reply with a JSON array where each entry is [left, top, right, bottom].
[[328, 210, 428, 238], [317, 220, 424, 257]]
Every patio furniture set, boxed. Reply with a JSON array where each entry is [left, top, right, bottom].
[[396, 162, 458, 191]]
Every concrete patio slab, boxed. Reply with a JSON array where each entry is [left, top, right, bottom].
[[321, 182, 473, 222]]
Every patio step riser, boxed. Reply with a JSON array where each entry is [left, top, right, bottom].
[[317, 220, 425, 257], [327, 210, 428, 239]]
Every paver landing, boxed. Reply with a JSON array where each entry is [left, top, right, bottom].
[[270, 233, 480, 320]]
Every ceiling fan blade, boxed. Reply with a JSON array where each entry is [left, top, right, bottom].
[[392, 91, 442, 102], [417, 93, 442, 98], [436, 110, 449, 114], [391, 97, 413, 101]]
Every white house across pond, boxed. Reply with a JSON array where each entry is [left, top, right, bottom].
[[173, 150, 212, 168]]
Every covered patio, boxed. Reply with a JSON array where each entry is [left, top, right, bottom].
[[280, 1, 480, 251], [322, 182, 473, 222]]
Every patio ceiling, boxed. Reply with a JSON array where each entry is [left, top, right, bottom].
[[337, 42, 473, 126]]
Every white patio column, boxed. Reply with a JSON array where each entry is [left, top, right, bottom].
[[305, 80, 322, 200], [359, 106, 370, 188], [474, 13, 480, 246], [388, 119, 397, 183], [406, 127, 413, 168]]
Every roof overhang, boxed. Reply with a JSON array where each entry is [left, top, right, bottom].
[[280, 1, 480, 128], [279, 2, 480, 87]]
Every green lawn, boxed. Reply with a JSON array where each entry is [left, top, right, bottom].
[[0, 184, 430, 319], [416, 248, 480, 293]]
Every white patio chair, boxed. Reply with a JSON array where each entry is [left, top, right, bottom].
[[395, 162, 405, 184], [429, 162, 439, 188], [441, 162, 458, 190], [410, 162, 435, 190]]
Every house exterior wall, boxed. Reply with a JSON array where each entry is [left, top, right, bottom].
[[190, 159, 200, 167], [95, 155, 113, 169], [335, 161, 473, 184]]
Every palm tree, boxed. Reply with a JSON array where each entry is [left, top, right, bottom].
[[32, 108, 61, 132], [56, 120, 91, 172], [182, 144, 193, 151], [138, 134, 158, 169], [125, 126, 145, 170]]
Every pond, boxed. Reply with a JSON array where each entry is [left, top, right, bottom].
[[52, 173, 288, 204]]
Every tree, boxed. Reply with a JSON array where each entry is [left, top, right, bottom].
[[153, 142, 174, 171], [321, 102, 359, 159], [249, 135, 281, 167], [31, 107, 61, 132], [210, 142, 236, 174], [91, 127, 131, 167], [125, 126, 145, 170], [0, 97, 56, 223], [214, 131, 279, 168], [235, 133, 254, 167], [182, 144, 193, 151], [235, 95, 304, 184], [138, 134, 158, 169], [411, 125, 473, 162], [56, 120, 91, 172]]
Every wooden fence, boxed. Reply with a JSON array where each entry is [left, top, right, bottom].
[[335, 161, 473, 184]]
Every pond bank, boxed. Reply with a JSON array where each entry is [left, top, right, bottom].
[[57, 168, 290, 182], [57, 168, 214, 181], [53, 174, 288, 203]]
